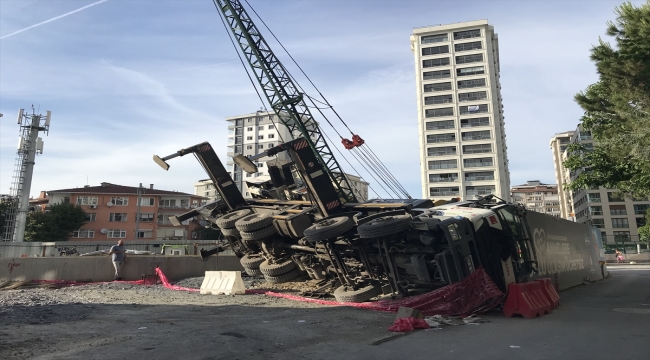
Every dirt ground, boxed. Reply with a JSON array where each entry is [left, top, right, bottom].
[[0, 276, 399, 360]]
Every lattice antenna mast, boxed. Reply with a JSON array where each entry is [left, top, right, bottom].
[[215, 0, 358, 203], [1, 107, 51, 242]]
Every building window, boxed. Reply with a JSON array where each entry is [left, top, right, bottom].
[[454, 41, 482, 52], [425, 107, 454, 118], [258, 126, 264, 130], [160, 199, 176, 208], [579, 131, 592, 141], [589, 206, 603, 215], [464, 157, 493, 168], [247, 118, 253, 123], [268, 134, 275, 139], [137, 230, 153, 239], [430, 186, 460, 196], [466, 185, 495, 196], [425, 94, 453, 105], [613, 231, 631, 241], [268, 125, 274, 129], [457, 66, 485, 77], [73, 229, 94, 239], [426, 120, 455, 130], [234, 136, 242, 144], [428, 159, 457, 170], [458, 91, 488, 102], [205, 191, 210, 197], [421, 34, 448, 44], [422, 57, 450, 68], [591, 218, 605, 228], [234, 128, 242, 135], [107, 229, 127, 238], [461, 130, 490, 141], [636, 217, 646, 228], [63, 197, 70, 203], [139, 213, 155, 222], [109, 213, 127, 222], [139, 197, 154, 206], [454, 29, 481, 40], [464, 171, 494, 181], [247, 127, 253, 131], [462, 144, 491, 154], [246, 145, 253, 150], [180, 199, 189, 208], [423, 70, 451, 80], [234, 145, 242, 153], [258, 144, 264, 149], [429, 173, 458, 182], [424, 82, 452, 93], [85, 213, 96, 222], [457, 78, 486, 89], [460, 117, 489, 128], [427, 146, 456, 156], [268, 143, 274, 148], [422, 45, 449, 56], [456, 53, 483, 64], [633, 204, 649, 215], [76, 196, 98, 206], [588, 193, 601, 203], [246, 136, 253, 140], [610, 205, 627, 215], [607, 192, 625, 202], [258, 135, 264, 140], [427, 133, 456, 143], [108, 197, 127, 206], [611, 218, 629, 228], [459, 104, 489, 115]]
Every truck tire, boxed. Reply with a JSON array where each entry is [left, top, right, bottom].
[[259, 258, 296, 276], [264, 268, 301, 284], [216, 209, 252, 229], [240, 254, 264, 269], [220, 227, 240, 237], [245, 268, 262, 277], [303, 216, 354, 242], [357, 215, 412, 239], [235, 213, 274, 232], [333, 283, 381, 303], [240, 225, 277, 241]]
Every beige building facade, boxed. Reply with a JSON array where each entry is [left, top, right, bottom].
[[411, 20, 510, 202], [511, 181, 560, 217]]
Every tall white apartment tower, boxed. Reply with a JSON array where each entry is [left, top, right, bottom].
[[411, 20, 510, 201]]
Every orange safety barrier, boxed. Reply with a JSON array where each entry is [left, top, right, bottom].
[[535, 278, 560, 310], [503, 281, 552, 319]]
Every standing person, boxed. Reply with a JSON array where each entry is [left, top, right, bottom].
[[109, 240, 127, 280], [615, 249, 624, 264]]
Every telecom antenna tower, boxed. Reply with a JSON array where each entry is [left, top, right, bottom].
[[1, 107, 51, 242]]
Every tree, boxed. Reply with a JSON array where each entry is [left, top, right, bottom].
[[0, 197, 16, 233], [639, 210, 650, 242], [564, 1, 650, 198], [24, 202, 87, 242]]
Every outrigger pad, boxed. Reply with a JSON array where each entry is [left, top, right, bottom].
[[153, 155, 170, 171]]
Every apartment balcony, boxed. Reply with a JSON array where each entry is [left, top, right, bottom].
[[158, 205, 190, 210]]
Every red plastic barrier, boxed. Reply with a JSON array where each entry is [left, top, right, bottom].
[[503, 281, 552, 319], [155, 267, 200, 292], [388, 317, 430, 332], [535, 278, 560, 309]]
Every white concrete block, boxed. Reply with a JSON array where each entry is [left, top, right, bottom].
[[200, 271, 246, 295]]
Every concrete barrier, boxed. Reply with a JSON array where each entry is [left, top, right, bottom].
[[0, 255, 244, 282]]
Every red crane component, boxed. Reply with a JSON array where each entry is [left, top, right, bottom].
[[341, 134, 365, 150]]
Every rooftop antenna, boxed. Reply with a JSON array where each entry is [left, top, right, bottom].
[[1, 107, 52, 242]]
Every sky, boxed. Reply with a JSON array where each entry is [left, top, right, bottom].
[[0, 0, 639, 199]]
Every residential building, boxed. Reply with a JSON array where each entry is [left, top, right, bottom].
[[194, 179, 222, 202], [549, 131, 575, 218], [223, 111, 370, 201], [552, 125, 649, 247], [510, 181, 560, 217], [48, 182, 207, 241], [411, 20, 510, 201]]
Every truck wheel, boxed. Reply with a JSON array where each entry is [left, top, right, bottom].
[[240, 225, 277, 241], [259, 258, 296, 276], [303, 216, 354, 242], [220, 227, 240, 237], [357, 215, 412, 239], [333, 283, 381, 303], [264, 268, 301, 284], [240, 254, 264, 269], [235, 213, 274, 232], [216, 209, 252, 229], [245, 268, 263, 277]]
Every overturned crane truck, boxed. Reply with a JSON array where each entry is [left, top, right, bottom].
[[153, 0, 606, 302], [154, 137, 605, 302]]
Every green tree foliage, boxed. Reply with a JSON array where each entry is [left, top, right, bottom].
[[0, 197, 16, 231], [639, 210, 650, 242], [24, 202, 87, 242], [564, 1, 650, 197]]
